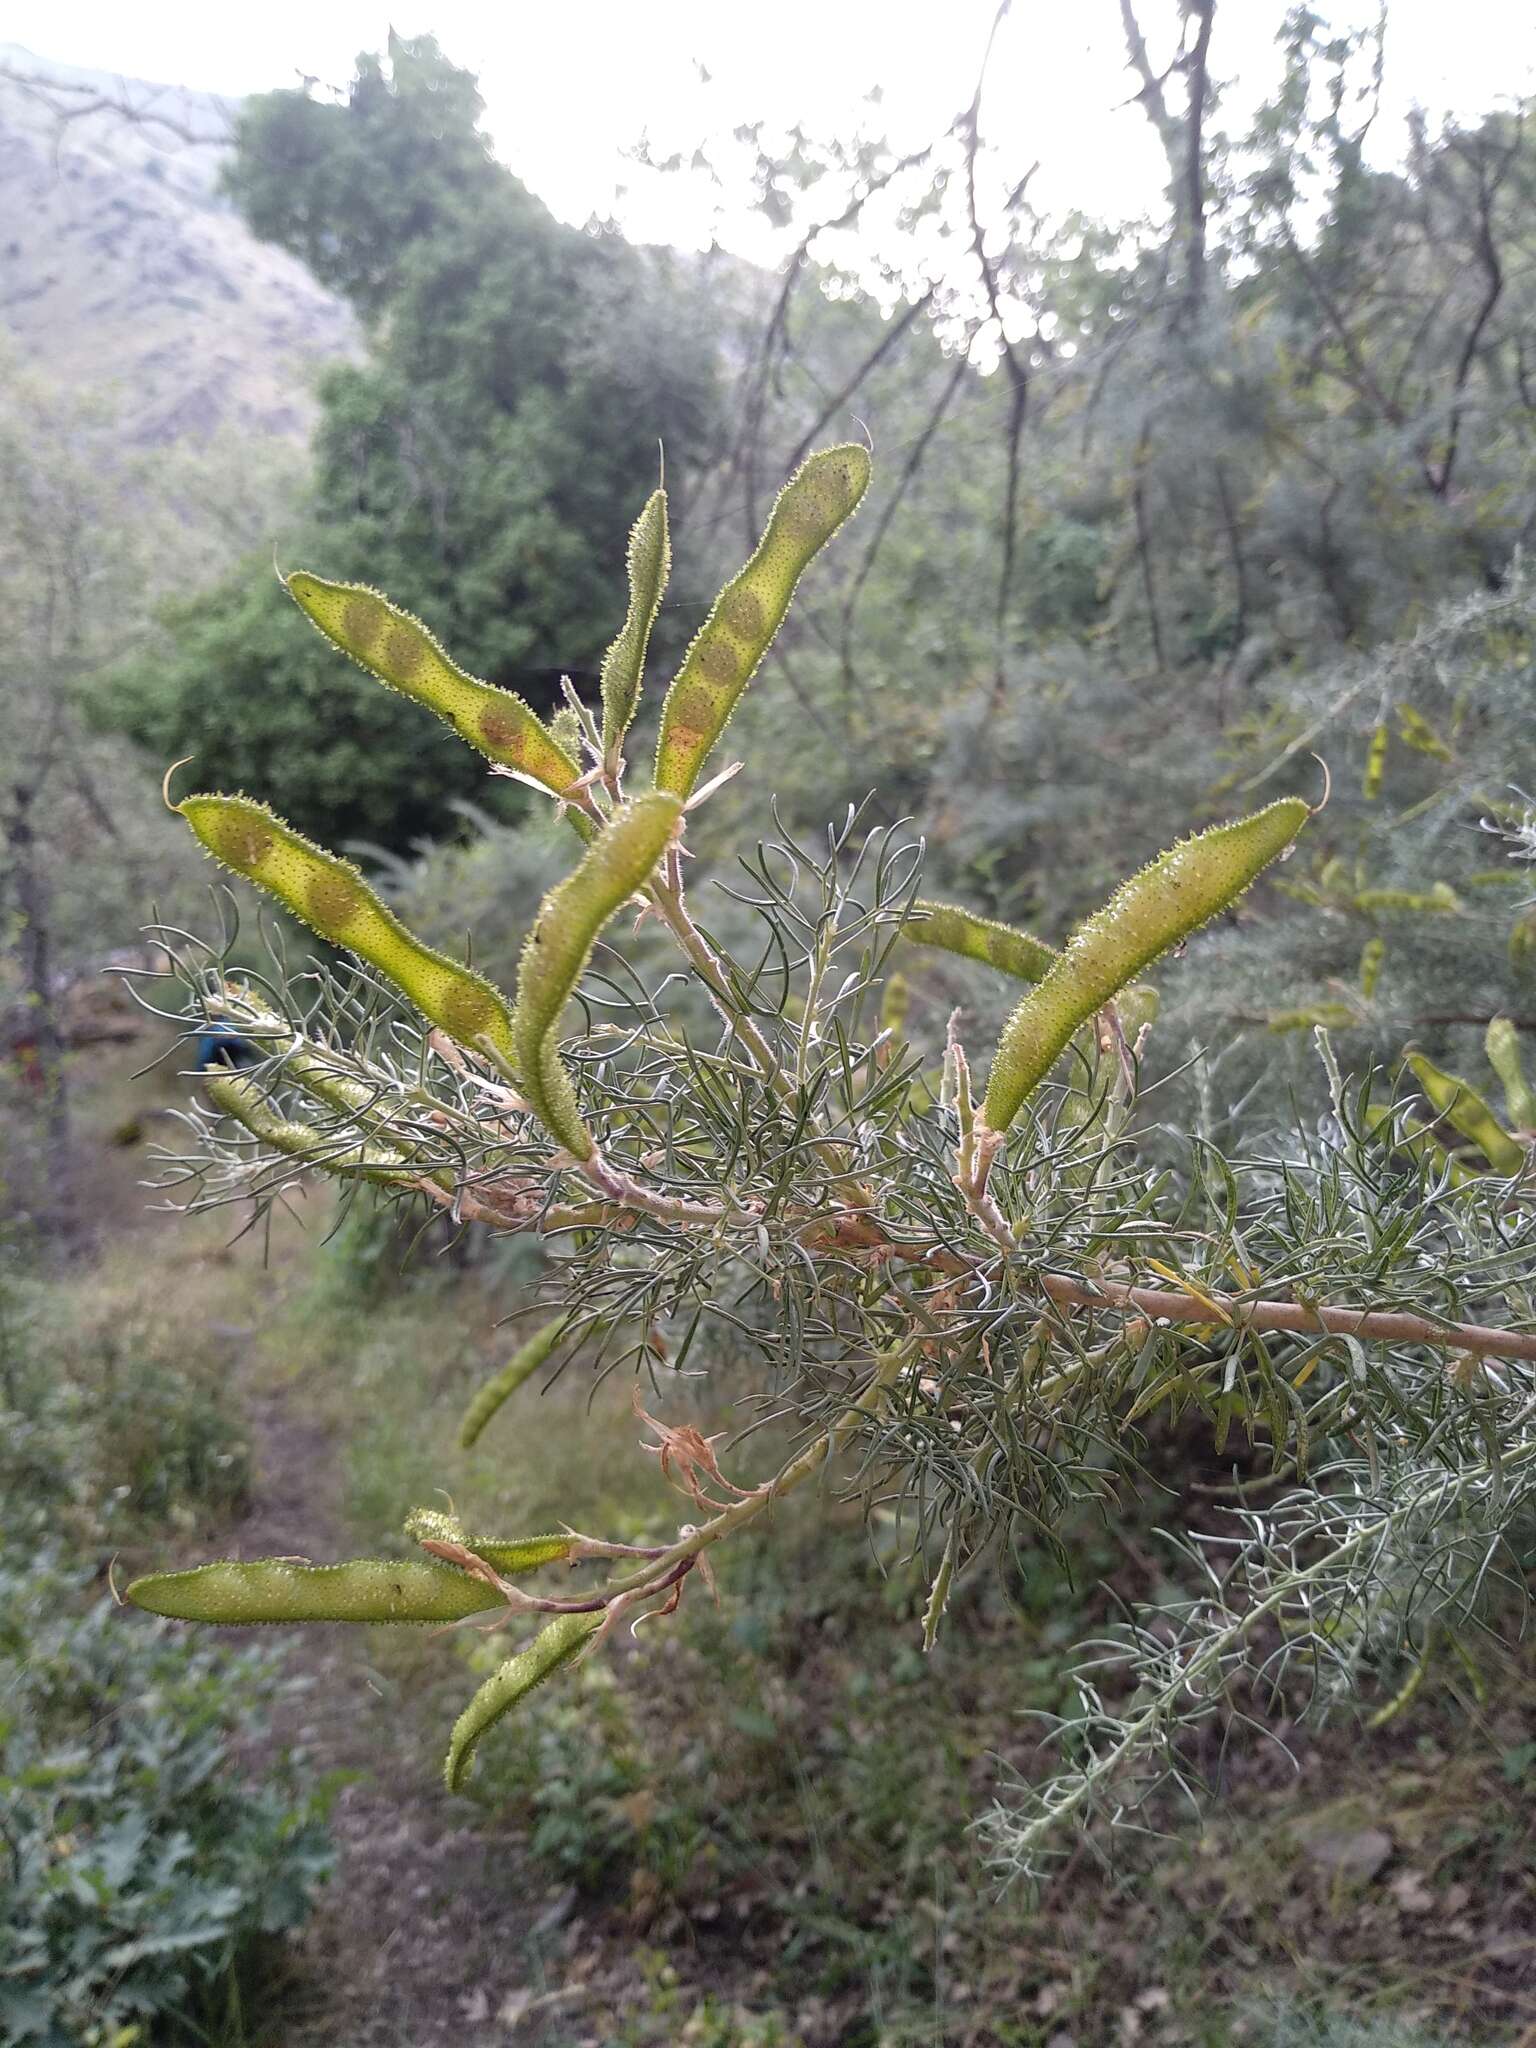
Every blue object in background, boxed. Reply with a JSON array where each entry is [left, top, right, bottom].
[[194, 1021, 260, 1071]]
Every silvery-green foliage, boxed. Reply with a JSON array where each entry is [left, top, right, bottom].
[[119, 455, 1536, 1873]]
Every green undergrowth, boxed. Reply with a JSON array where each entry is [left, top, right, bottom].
[[272, 1219, 1534, 2044], [34, 1063, 1531, 2046]]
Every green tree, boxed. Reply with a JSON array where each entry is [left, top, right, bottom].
[[112, 34, 721, 846]]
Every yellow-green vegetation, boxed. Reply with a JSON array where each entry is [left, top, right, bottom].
[[287, 572, 581, 796], [982, 799, 1310, 1131], [654, 444, 870, 797], [177, 790, 519, 1066]]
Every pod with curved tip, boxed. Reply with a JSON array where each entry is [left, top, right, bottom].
[[600, 488, 669, 772], [286, 572, 581, 797], [459, 1315, 572, 1448], [125, 1558, 508, 1626], [1406, 1052, 1524, 1173], [514, 791, 682, 1157], [205, 1072, 422, 1184], [444, 1610, 601, 1791], [178, 793, 518, 1068], [655, 444, 871, 798], [982, 799, 1310, 1133], [904, 900, 1058, 986]]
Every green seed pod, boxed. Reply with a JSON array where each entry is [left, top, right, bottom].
[[126, 1558, 506, 1627], [286, 573, 581, 797], [178, 793, 517, 1067], [904, 900, 1058, 986], [655, 444, 871, 798], [403, 1509, 575, 1575], [1267, 1003, 1357, 1034], [1359, 936, 1385, 1001], [1362, 723, 1388, 799], [983, 800, 1309, 1133], [1395, 704, 1453, 761], [1355, 883, 1463, 914], [1407, 1051, 1525, 1173], [205, 1073, 420, 1183], [460, 1315, 571, 1448], [1364, 1099, 1476, 1189], [444, 1611, 600, 1791], [1486, 1017, 1535, 1130], [600, 488, 670, 770], [514, 792, 682, 1157]]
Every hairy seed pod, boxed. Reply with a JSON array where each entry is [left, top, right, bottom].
[[904, 900, 1058, 985], [178, 793, 517, 1067], [205, 1073, 421, 1183], [1406, 1052, 1524, 1173], [514, 792, 682, 1157], [404, 1509, 575, 1573], [460, 1315, 571, 1448], [655, 445, 870, 797], [286, 573, 581, 797], [600, 488, 669, 769], [983, 800, 1309, 1132], [1362, 723, 1388, 800], [444, 1611, 600, 1791], [1359, 936, 1385, 1001], [126, 1558, 507, 1626], [1486, 1017, 1535, 1130]]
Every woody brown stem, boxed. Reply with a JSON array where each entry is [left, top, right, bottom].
[[1038, 1270, 1536, 1364]]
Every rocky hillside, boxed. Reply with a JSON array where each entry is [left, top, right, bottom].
[[0, 45, 355, 447]]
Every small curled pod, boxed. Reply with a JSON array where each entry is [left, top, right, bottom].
[[514, 791, 683, 1158], [177, 792, 518, 1069], [126, 1558, 509, 1626], [600, 488, 670, 774], [286, 573, 581, 798], [445, 1611, 601, 1792], [204, 1072, 424, 1184], [459, 1315, 571, 1448], [982, 798, 1310, 1134], [655, 444, 871, 799], [1406, 1051, 1525, 1174], [903, 900, 1058, 986]]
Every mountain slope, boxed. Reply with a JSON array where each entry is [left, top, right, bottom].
[[0, 45, 356, 446]]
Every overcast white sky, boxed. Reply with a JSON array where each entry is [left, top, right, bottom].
[[6, 2, 1534, 258]]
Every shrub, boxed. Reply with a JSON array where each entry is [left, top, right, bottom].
[[0, 1548, 333, 2045], [121, 441, 1536, 1892]]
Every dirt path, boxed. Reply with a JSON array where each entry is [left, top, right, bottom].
[[235, 1384, 625, 2047], [79, 1067, 610, 2044]]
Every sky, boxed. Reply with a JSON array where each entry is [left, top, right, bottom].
[[5, 1, 1535, 261]]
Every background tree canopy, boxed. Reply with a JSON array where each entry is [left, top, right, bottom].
[[110, 33, 722, 846]]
